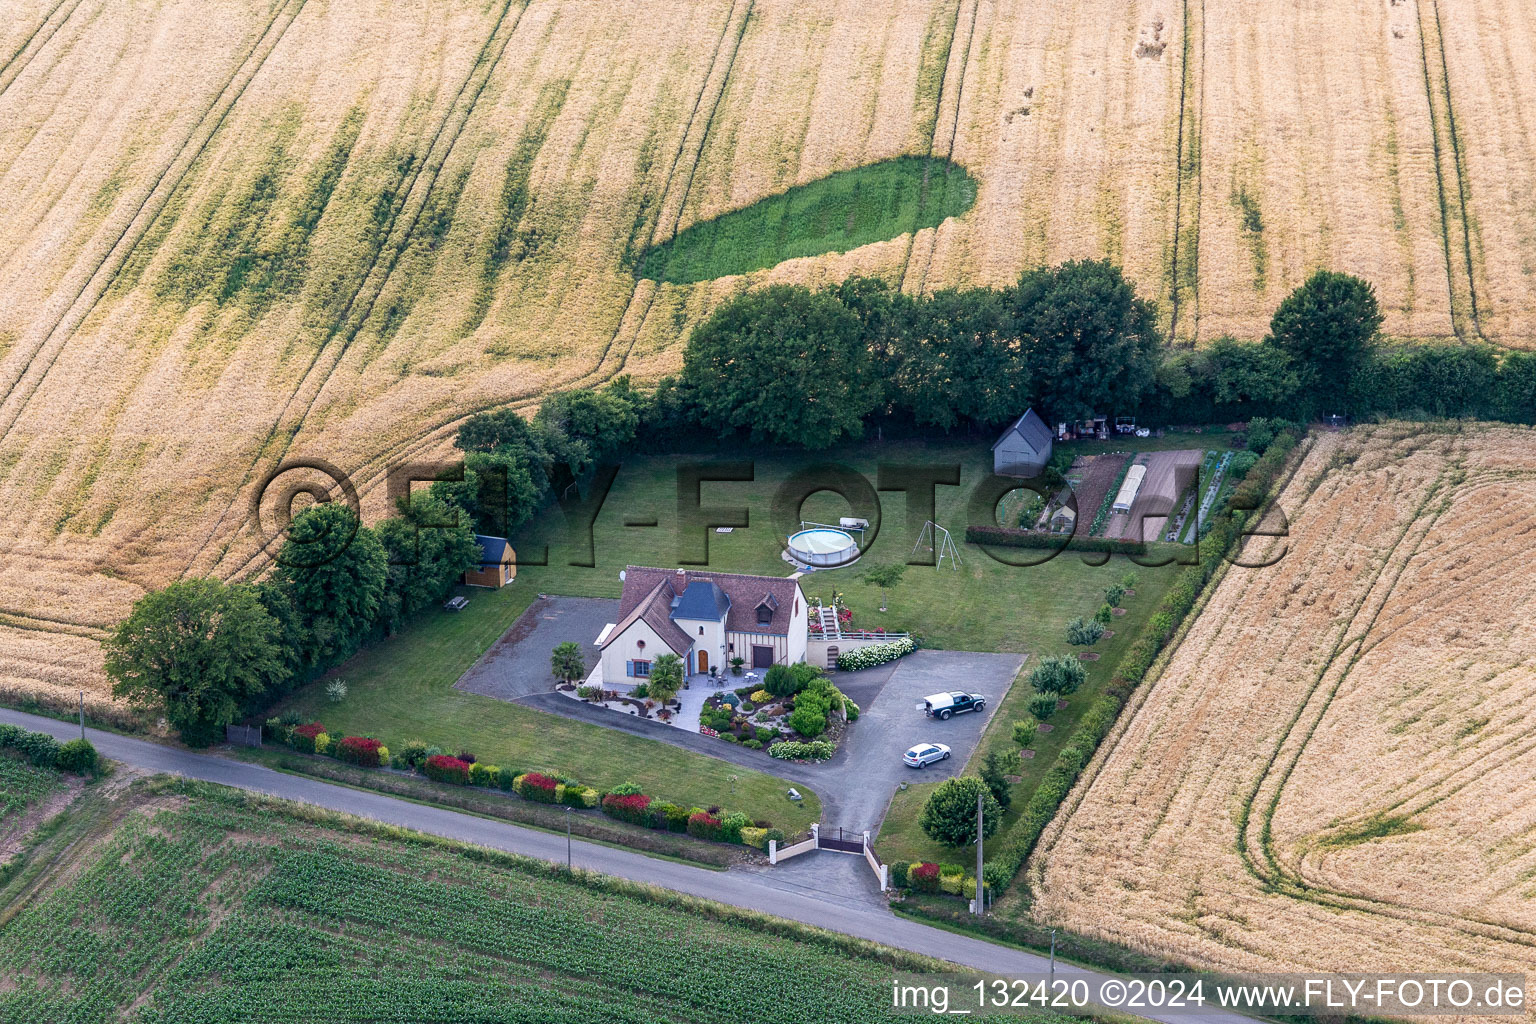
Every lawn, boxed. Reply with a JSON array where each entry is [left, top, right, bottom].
[[638, 156, 977, 283], [273, 583, 820, 834], [0, 781, 1072, 1024]]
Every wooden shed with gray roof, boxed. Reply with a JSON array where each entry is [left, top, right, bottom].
[[992, 408, 1054, 477]]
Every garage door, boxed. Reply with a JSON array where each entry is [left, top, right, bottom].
[[752, 645, 774, 668]]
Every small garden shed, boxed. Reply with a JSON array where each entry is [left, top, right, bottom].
[[464, 535, 516, 588], [992, 408, 1054, 477]]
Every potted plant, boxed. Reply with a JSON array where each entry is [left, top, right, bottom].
[[730, 657, 745, 675]]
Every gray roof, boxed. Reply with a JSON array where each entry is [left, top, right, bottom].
[[474, 534, 511, 567], [601, 579, 695, 654], [992, 408, 1052, 455], [670, 580, 731, 622]]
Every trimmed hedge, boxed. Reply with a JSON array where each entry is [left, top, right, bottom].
[[469, 763, 500, 788], [424, 754, 470, 785], [601, 792, 652, 826], [335, 736, 385, 768], [0, 723, 62, 768], [56, 738, 99, 775], [515, 772, 560, 803], [964, 526, 1148, 555], [290, 722, 326, 754], [986, 431, 1302, 895], [767, 739, 834, 761]]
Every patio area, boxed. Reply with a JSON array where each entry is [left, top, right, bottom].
[[570, 668, 766, 733]]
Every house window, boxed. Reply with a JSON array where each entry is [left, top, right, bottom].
[[757, 605, 772, 625], [698, 626, 704, 635], [636, 639, 645, 650], [631, 660, 652, 677]]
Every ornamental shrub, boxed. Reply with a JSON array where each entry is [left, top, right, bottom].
[[398, 739, 430, 768], [56, 738, 99, 775], [687, 811, 724, 842], [576, 685, 602, 700], [844, 699, 859, 722], [890, 861, 910, 888], [561, 784, 598, 808], [608, 781, 643, 796], [835, 636, 916, 671], [1029, 694, 1059, 720], [336, 736, 385, 768], [424, 754, 470, 785], [719, 811, 752, 845], [787, 704, 827, 738], [469, 763, 499, 787], [601, 792, 652, 826], [1029, 655, 1086, 696], [516, 772, 560, 803], [909, 862, 941, 893], [497, 767, 517, 791], [1065, 616, 1104, 646], [742, 739, 762, 750], [763, 663, 799, 696], [755, 726, 775, 743], [1104, 583, 1126, 608], [750, 689, 772, 704], [767, 739, 835, 761], [739, 826, 769, 849], [290, 722, 325, 754], [939, 871, 965, 896], [313, 733, 331, 756], [1012, 720, 1034, 745]]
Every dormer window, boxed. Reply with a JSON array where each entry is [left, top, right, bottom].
[[757, 605, 772, 625]]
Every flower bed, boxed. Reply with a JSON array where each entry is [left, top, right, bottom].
[[835, 636, 916, 671]]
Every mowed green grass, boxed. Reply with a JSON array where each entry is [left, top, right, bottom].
[[274, 583, 820, 833], [0, 784, 1070, 1024], [639, 157, 977, 283]]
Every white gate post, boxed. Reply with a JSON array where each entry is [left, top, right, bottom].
[[811, 823, 820, 849], [862, 830, 870, 851], [768, 839, 778, 865], [880, 864, 888, 892]]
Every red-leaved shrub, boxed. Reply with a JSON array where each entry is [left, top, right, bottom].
[[290, 722, 326, 754], [909, 862, 941, 893], [601, 792, 652, 825], [686, 811, 724, 842], [336, 736, 384, 768], [424, 754, 470, 785], [516, 772, 559, 803]]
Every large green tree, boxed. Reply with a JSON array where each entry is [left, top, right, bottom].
[[535, 382, 640, 476], [104, 579, 286, 747], [376, 492, 481, 631], [891, 287, 1025, 428], [919, 776, 1004, 847], [275, 503, 388, 670], [1010, 259, 1161, 421], [1207, 335, 1301, 414], [682, 285, 875, 448], [1268, 270, 1382, 413]]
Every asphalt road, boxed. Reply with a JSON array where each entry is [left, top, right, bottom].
[[0, 707, 1252, 1024]]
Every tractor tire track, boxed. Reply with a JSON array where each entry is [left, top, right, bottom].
[[0, 0, 85, 100], [216, 0, 757, 582], [1167, 0, 1204, 344], [907, 0, 981, 296], [0, 0, 309, 442], [895, 0, 972, 295], [184, 0, 532, 580]]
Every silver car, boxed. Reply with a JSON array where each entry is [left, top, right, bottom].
[[903, 742, 951, 768]]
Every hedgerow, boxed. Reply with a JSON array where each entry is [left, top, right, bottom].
[[835, 637, 916, 671]]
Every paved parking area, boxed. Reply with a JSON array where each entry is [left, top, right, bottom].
[[455, 596, 619, 701], [827, 650, 1023, 833]]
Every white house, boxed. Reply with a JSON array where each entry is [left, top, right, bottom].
[[596, 567, 809, 684]]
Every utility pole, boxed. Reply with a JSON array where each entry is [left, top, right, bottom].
[[565, 806, 573, 870], [78, 691, 85, 741], [1050, 929, 1057, 978], [975, 791, 985, 918]]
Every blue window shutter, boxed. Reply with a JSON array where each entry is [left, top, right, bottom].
[[626, 661, 634, 677]]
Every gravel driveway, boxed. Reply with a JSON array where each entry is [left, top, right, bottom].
[[455, 596, 619, 701]]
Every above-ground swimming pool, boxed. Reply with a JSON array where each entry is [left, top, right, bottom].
[[787, 528, 859, 567]]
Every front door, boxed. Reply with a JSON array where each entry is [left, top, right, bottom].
[[752, 645, 774, 669], [697, 650, 708, 674]]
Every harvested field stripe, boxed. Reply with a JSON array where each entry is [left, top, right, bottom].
[[0, 0, 309, 445], [587, 0, 756, 384], [1167, 0, 1204, 343], [188, 0, 533, 580], [0, 0, 86, 99], [910, 0, 981, 296], [1415, 0, 1484, 342], [897, 0, 970, 294]]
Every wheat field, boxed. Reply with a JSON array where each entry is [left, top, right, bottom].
[[1029, 423, 1536, 977], [0, 0, 1533, 708]]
